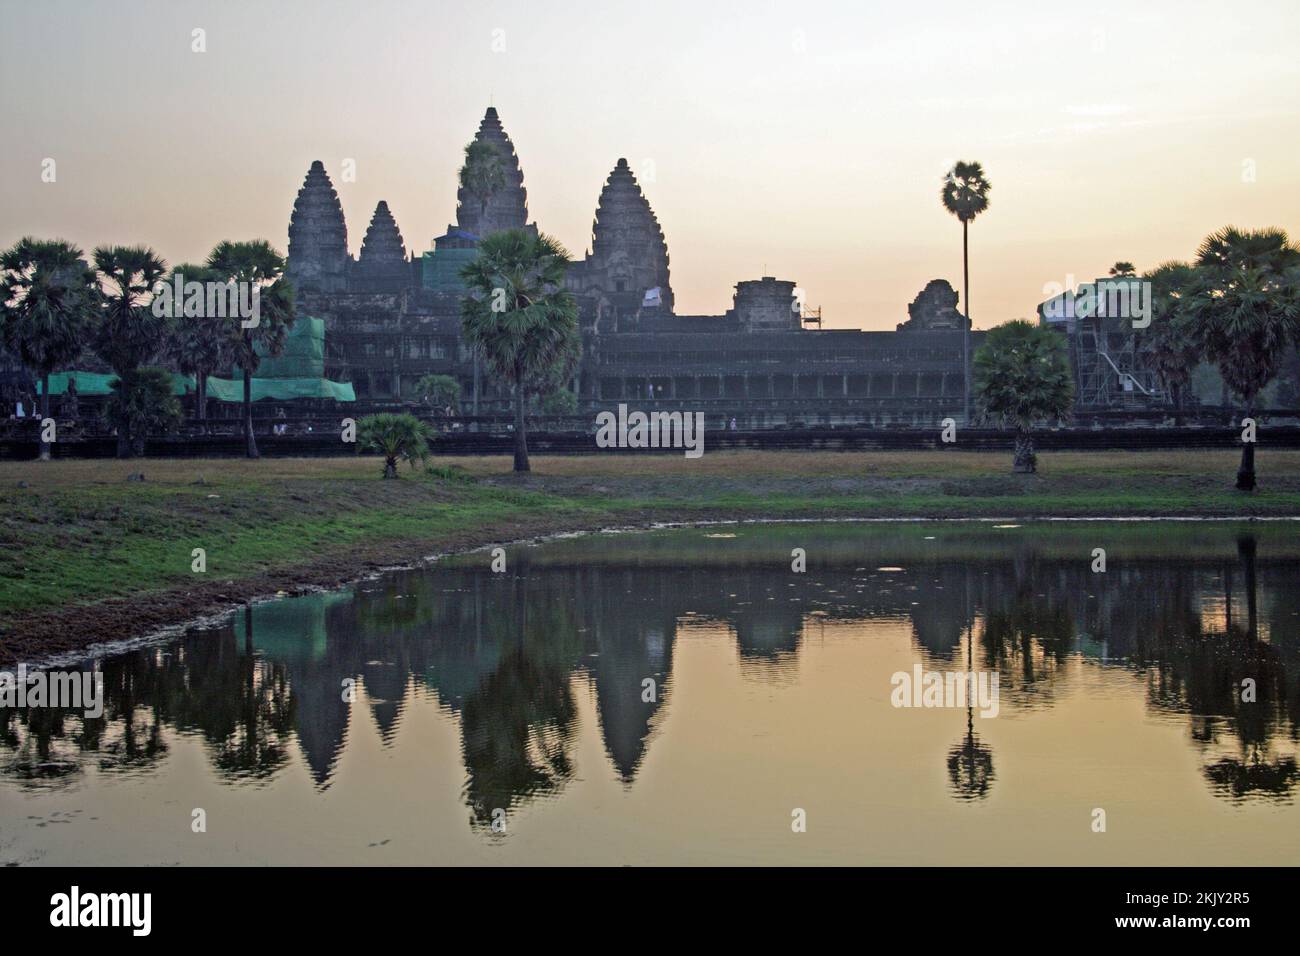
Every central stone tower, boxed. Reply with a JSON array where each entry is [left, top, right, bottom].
[[454, 107, 530, 238]]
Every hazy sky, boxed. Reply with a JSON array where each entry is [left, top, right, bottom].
[[3, 0, 1298, 330]]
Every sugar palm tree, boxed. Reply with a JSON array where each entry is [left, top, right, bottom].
[[1109, 261, 1137, 278], [206, 240, 296, 459], [941, 160, 991, 422], [357, 412, 435, 478], [1138, 261, 1200, 425], [166, 263, 231, 425], [92, 245, 169, 457], [459, 139, 507, 231], [0, 237, 99, 460], [1182, 227, 1300, 490], [460, 229, 580, 473], [973, 319, 1075, 473]]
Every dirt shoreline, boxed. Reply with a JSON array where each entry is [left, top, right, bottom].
[[0, 508, 622, 667], [7, 502, 1294, 667]]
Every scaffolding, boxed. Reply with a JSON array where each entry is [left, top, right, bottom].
[[1072, 314, 1163, 410]]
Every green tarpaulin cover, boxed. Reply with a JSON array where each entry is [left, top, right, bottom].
[[205, 376, 355, 402], [37, 317, 354, 402], [217, 315, 355, 401], [253, 316, 327, 379], [37, 371, 191, 397]]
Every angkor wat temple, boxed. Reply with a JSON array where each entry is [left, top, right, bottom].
[[288, 106, 984, 426]]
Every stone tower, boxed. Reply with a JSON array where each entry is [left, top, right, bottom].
[[898, 279, 969, 332], [454, 107, 530, 238], [733, 277, 800, 332], [355, 201, 408, 280], [577, 158, 673, 311], [287, 160, 350, 293]]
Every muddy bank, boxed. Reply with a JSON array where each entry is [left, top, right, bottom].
[[2, 504, 703, 666]]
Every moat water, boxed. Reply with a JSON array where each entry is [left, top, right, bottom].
[[2, 521, 1298, 865]]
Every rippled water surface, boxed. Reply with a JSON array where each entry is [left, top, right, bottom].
[[2, 521, 1298, 865]]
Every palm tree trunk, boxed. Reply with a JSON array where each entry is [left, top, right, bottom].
[[243, 338, 259, 459], [1238, 536, 1258, 640], [117, 383, 132, 460], [473, 353, 480, 418], [962, 218, 971, 424], [384, 455, 398, 479], [197, 372, 208, 423], [513, 361, 530, 473], [1236, 400, 1255, 491], [39, 372, 51, 462], [1013, 427, 1035, 473]]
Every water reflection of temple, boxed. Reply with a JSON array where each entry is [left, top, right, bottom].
[[3, 533, 1297, 816]]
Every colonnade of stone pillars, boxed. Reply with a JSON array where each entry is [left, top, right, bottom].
[[601, 372, 958, 402]]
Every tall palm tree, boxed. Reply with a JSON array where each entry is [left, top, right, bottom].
[[206, 240, 296, 459], [0, 237, 98, 461], [167, 263, 231, 425], [941, 160, 991, 423], [459, 139, 506, 230], [973, 319, 1074, 473], [1109, 261, 1137, 278], [1138, 261, 1200, 425], [1182, 227, 1300, 490], [92, 245, 169, 457], [460, 229, 579, 473]]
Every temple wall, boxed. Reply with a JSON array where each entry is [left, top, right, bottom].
[[304, 279, 978, 424]]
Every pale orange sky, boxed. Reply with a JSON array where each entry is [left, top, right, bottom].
[[2, 0, 1298, 330]]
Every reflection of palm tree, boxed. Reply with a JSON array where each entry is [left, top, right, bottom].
[[1203, 746, 1298, 803], [980, 574, 1074, 707], [947, 717, 995, 801], [947, 592, 994, 800], [460, 646, 577, 828], [1238, 536, 1258, 640], [458, 578, 582, 829]]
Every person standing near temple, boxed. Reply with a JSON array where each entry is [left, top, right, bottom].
[[60, 376, 79, 420]]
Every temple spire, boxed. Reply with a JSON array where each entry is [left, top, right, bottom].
[[578, 158, 673, 311], [287, 160, 349, 293], [454, 107, 530, 238], [357, 200, 407, 274]]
